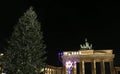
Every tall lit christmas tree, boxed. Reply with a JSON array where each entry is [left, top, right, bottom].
[[3, 7, 46, 74]]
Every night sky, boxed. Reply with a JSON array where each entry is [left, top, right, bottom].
[[0, 0, 120, 67]]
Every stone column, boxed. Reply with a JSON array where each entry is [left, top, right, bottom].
[[49, 68, 51, 74], [82, 61, 85, 74], [65, 66, 68, 74], [62, 67, 65, 74], [64, 66, 66, 74], [48, 68, 50, 74], [109, 61, 114, 74], [80, 61, 85, 74], [116, 72, 118, 74], [101, 60, 105, 74], [73, 63, 77, 74], [80, 62, 82, 74], [92, 60, 96, 74], [55, 69, 57, 74]]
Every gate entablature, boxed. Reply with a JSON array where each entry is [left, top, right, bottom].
[[58, 39, 115, 74]]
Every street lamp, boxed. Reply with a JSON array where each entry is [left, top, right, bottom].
[[0, 53, 4, 56]]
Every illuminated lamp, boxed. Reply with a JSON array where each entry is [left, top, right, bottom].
[[65, 60, 74, 74]]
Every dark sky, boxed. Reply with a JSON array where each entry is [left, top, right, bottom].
[[0, 0, 120, 66]]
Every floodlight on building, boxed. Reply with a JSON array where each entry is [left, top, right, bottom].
[[79, 51, 81, 54], [73, 52, 76, 55], [65, 60, 73, 70], [64, 52, 68, 55], [65, 60, 77, 74]]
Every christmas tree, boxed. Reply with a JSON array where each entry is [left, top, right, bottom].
[[3, 7, 46, 74]]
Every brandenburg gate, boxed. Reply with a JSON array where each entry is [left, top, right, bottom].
[[58, 39, 115, 74]]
